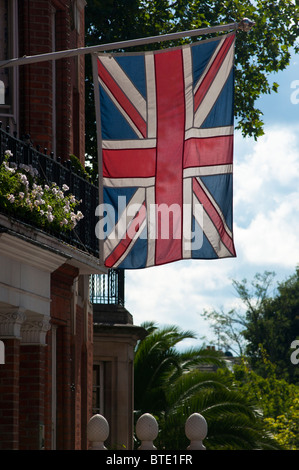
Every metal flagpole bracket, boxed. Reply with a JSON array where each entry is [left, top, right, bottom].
[[238, 18, 256, 32]]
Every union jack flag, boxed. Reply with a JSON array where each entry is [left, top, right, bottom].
[[93, 33, 236, 269]]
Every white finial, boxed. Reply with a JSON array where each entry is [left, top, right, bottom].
[[87, 414, 109, 450], [136, 413, 159, 450], [185, 413, 208, 450]]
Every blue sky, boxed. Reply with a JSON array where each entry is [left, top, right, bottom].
[[125, 47, 299, 348]]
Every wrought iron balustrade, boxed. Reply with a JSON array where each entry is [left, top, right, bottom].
[[0, 123, 99, 258], [90, 270, 125, 306]]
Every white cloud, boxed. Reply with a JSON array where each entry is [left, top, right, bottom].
[[126, 259, 237, 331], [236, 192, 299, 267], [234, 125, 299, 211], [234, 124, 299, 267]]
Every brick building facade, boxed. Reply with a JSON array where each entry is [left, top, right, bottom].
[[1, 0, 86, 163], [0, 0, 107, 450], [0, 0, 146, 451], [0, 213, 100, 449]]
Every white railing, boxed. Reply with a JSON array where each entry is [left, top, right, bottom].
[[87, 412, 207, 450]]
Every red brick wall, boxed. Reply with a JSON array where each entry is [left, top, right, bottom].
[[19, 345, 46, 450], [0, 265, 93, 450], [0, 1, 92, 450], [44, 328, 52, 450], [18, 0, 86, 163], [0, 339, 20, 450], [18, 0, 54, 151], [51, 264, 93, 450], [51, 264, 77, 449], [55, 6, 72, 162], [81, 309, 94, 449], [0, 267, 93, 451]]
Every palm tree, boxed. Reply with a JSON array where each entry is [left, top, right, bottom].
[[134, 321, 223, 416], [134, 322, 281, 450]]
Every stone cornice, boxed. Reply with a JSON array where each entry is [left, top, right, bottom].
[[93, 323, 148, 343], [0, 232, 67, 273], [0, 307, 26, 339], [0, 308, 51, 345], [21, 314, 51, 345], [0, 213, 106, 275]]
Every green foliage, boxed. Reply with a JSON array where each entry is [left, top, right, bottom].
[[85, 0, 299, 165], [134, 322, 280, 450], [0, 150, 84, 233], [229, 351, 299, 449], [201, 271, 276, 356], [202, 269, 299, 384], [69, 154, 92, 180], [242, 270, 299, 384], [134, 322, 206, 416], [264, 399, 299, 451]]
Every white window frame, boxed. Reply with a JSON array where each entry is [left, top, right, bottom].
[[0, 0, 19, 131], [93, 362, 105, 415]]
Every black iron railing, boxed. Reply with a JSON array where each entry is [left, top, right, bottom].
[[90, 270, 125, 306], [0, 123, 125, 306], [0, 123, 99, 257]]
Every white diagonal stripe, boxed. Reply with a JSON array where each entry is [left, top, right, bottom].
[[99, 55, 146, 120], [99, 78, 143, 138], [195, 176, 232, 238], [193, 36, 226, 94], [111, 218, 147, 268], [193, 191, 231, 258], [103, 187, 146, 258], [194, 40, 235, 128]]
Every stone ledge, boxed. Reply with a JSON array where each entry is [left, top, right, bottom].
[[93, 303, 134, 325], [0, 213, 106, 275]]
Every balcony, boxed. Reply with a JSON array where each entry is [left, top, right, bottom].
[[0, 124, 125, 304], [0, 123, 100, 260], [90, 269, 125, 306]]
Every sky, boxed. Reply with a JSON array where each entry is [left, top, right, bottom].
[[124, 47, 299, 350]]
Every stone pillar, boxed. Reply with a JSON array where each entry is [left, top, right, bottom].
[[19, 313, 51, 450], [0, 308, 26, 450], [93, 304, 147, 450]]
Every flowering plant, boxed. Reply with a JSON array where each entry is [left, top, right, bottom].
[[0, 150, 84, 232]]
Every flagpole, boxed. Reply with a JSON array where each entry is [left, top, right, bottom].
[[0, 19, 254, 69], [92, 53, 105, 268]]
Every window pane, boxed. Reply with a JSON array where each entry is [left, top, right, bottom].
[[0, 1, 9, 105]]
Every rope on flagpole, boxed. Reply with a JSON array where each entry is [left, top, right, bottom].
[[0, 18, 255, 69]]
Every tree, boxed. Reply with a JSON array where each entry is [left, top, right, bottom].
[[134, 322, 280, 450], [84, 0, 299, 172], [230, 351, 299, 449], [134, 321, 224, 417], [201, 271, 276, 356], [243, 269, 299, 384], [84, 0, 143, 176], [201, 269, 299, 384]]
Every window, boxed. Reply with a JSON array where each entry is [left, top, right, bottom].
[[92, 361, 112, 419], [93, 363, 104, 415], [0, 81, 4, 105], [0, 0, 19, 128]]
